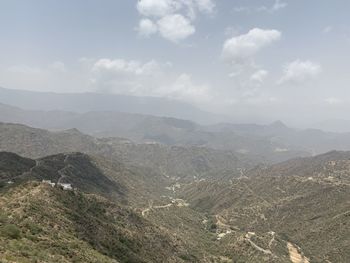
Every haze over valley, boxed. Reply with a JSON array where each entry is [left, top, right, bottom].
[[0, 1, 350, 262]]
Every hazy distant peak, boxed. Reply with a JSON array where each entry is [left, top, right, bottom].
[[0, 86, 226, 124], [62, 128, 83, 135], [269, 120, 288, 129]]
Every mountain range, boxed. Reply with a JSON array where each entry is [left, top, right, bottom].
[[0, 86, 225, 125], [4, 97, 350, 164], [1, 144, 349, 261], [0, 121, 349, 262], [1, 88, 350, 262]]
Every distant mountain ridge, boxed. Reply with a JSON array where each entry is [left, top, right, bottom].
[[0, 122, 256, 181], [312, 119, 350, 133], [0, 86, 226, 124], [0, 104, 310, 163], [4, 94, 350, 162]]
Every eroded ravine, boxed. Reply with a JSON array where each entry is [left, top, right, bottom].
[[287, 242, 310, 263]]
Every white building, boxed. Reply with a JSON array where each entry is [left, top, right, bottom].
[[58, 183, 73, 190], [42, 180, 55, 187]]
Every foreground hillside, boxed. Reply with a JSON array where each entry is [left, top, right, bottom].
[[0, 151, 173, 206], [0, 122, 349, 262], [0, 152, 223, 262], [1, 149, 350, 262], [0, 182, 194, 263], [179, 151, 350, 262]]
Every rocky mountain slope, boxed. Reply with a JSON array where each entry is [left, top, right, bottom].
[[0, 152, 234, 262], [178, 151, 350, 262], [0, 121, 350, 262], [0, 148, 350, 262], [0, 122, 255, 180], [5, 99, 350, 163], [0, 103, 309, 163], [0, 151, 173, 206], [0, 181, 195, 263]]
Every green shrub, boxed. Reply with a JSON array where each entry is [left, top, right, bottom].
[[26, 222, 42, 235], [209, 222, 217, 232], [179, 254, 196, 261], [1, 224, 21, 239], [0, 211, 8, 224]]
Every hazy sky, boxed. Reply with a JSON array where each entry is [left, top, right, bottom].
[[0, 0, 350, 125]]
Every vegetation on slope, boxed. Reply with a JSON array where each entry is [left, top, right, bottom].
[[0, 182, 197, 263]]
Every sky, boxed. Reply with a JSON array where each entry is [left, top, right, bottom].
[[0, 0, 350, 126]]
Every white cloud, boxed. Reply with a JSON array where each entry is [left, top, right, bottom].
[[325, 97, 342, 105], [136, 0, 215, 18], [222, 28, 281, 66], [90, 58, 212, 105], [194, 0, 215, 14], [278, 60, 322, 84], [250, 69, 268, 83], [137, 18, 158, 37], [323, 26, 333, 34], [3, 58, 214, 107], [136, 0, 215, 42], [221, 29, 280, 103], [271, 0, 287, 12], [157, 14, 195, 42], [50, 61, 66, 72], [234, 0, 287, 14], [136, 0, 180, 17], [92, 58, 162, 76], [163, 73, 211, 103]]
